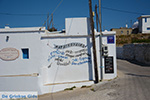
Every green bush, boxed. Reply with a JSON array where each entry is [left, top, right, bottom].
[[131, 39, 150, 43]]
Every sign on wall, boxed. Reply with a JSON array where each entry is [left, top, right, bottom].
[[0, 48, 19, 61], [104, 56, 114, 73], [48, 42, 91, 66], [107, 36, 114, 44]]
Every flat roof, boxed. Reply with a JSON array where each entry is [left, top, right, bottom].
[[0, 26, 45, 33], [137, 15, 150, 19]]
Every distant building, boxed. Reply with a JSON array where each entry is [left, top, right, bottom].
[[138, 15, 150, 33], [110, 27, 132, 35]]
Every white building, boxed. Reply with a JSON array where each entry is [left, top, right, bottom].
[[0, 17, 117, 95], [138, 15, 150, 33]]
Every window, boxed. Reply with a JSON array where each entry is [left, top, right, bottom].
[[121, 31, 123, 34], [127, 31, 129, 35], [147, 27, 150, 30], [145, 18, 147, 23], [22, 48, 29, 59]]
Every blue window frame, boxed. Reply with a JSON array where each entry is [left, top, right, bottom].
[[147, 27, 150, 30], [22, 48, 29, 59], [121, 31, 123, 34], [145, 18, 147, 23]]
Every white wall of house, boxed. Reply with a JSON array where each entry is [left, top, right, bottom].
[[138, 15, 150, 33], [0, 27, 45, 93], [0, 17, 117, 95], [65, 17, 91, 35], [102, 31, 117, 79], [40, 35, 95, 94]]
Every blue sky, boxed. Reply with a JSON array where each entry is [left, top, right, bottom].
[[0, 0, 150, 31]]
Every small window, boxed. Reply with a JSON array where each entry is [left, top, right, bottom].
[[121, 31, 123, 34], [22, 48, 29, 59], [147, 27, 150, 30], [145, 18, 147, 23], [127, 30, 129, 35]]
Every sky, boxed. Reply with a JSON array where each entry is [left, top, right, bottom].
[[0, 0, 150, 31]]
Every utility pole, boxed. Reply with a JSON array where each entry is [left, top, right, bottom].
[[47, 13, 50, 30], [130, 20, 132, 28], [89, 0, 99, 83], [99, 0, 102, 32], [99, 0, 103, 81], [49, 13, 54, 31], [95, 5, 99, 32], [52, 13, 54, 28]]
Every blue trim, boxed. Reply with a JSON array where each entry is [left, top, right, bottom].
[[107, 36, 115, 44], [147, 28, 150, 30], [145, 18, 147, 23], [22, 49, 29, 59]]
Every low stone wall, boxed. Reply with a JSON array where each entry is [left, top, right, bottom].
[[116, 43, 150, 65], [116, 46, 123, 59], [123, 44, 135, 60]]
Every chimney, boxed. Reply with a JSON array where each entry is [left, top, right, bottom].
[[126, 24, 128, 28], [5, 24, 10, 29]]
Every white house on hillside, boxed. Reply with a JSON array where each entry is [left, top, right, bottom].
[[138, 15, 150, 33]]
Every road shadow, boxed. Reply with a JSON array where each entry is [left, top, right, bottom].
[[127, 60, 150, 67], [118, 58, 150, 67], [126, 73, 150, 78]]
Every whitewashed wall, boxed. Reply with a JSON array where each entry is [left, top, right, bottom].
[[142, 17, 150, 33], [102, 31, 117, 80], [40, 36, 95, 93], [65, 17, 91, 35], [0, 32, 42, 92], [138, 16, 150, 33], [0, 18, 117, 95]]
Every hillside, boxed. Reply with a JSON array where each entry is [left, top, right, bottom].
[[116, 34, 150, 46]]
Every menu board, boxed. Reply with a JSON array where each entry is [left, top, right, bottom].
[[104, 56, 114, 73]]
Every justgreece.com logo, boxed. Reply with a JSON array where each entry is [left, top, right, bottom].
[[0, 91, 38, 100]]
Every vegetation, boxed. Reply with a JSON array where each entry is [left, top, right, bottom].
[[116, 34, 150, 46], [64, 86, 76, 91], [81, 85, 92, 88], [48, 27, 57, 32], [131, 38, 150, 43], [90, 88, 95, 92]]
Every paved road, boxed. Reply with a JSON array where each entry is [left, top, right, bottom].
[[39, 59, 150, 100]]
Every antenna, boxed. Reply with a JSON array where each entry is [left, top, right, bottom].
[[130, 20, 132, 28], [47, 13, 50, 30]]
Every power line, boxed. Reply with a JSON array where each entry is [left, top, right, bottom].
[[0, 0, 64, 18], [0, 12, 46, 16], [43, 0, 64, 26], [101, 6, 146, 15], [0, 5, 146, 17]]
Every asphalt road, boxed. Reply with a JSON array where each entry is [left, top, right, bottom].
[[39, 59, 150, 100]]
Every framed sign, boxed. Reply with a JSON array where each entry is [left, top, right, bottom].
[[107, 36, 114, 44], [0, 48, 19, 61], [104, 56, 114, 73]]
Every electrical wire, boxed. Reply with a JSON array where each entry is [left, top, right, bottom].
[[0, 12, 46, 16], [101, 6, 146, 15], [0, 4, 147, 16], [0, 0, 64, 17], [42, 0, 64, 26]]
